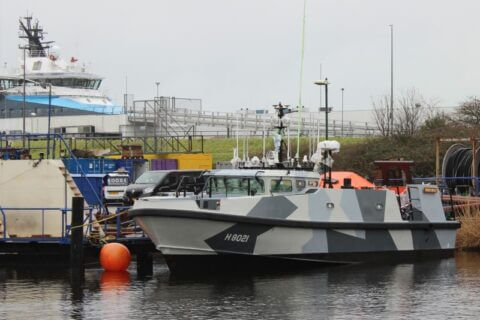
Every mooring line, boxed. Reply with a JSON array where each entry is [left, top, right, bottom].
[[70, 209, 128, 230]]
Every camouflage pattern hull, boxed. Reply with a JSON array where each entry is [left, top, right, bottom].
[[130, 185, 460, 274]]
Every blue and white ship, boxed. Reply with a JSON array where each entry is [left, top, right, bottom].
[[0, 16, 121, 120]]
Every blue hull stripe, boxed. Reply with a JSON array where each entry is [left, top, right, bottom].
[[6, 95, 122, 114]]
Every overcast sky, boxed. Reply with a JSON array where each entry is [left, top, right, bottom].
[[1, 0, 479, 116]]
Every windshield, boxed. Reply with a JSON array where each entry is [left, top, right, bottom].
[[135, 171, 168, 184], [206, 176, 265, 197]]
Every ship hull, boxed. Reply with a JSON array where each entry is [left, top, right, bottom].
[[130, 208, 459, 274]]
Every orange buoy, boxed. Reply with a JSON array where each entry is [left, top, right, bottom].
[[99, 243, 131, 271]]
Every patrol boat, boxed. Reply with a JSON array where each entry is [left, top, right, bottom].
[[129, 105, 460, 274]]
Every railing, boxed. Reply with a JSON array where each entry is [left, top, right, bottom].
[[126, 98, 380, 139], [0, 206, 6, 241], [0, 207, 75, 243], [0, 205, 146, 243], [57, 134, 205, 154], [102, 206, 145, 239]]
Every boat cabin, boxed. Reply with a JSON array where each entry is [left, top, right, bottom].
[[201, 169, 320, 198]]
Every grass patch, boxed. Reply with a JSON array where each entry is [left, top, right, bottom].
[[456, 207, 480, 249]]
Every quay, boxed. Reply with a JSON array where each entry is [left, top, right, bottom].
[[0, 132, 209, 276], [0, 200, 157, 276]]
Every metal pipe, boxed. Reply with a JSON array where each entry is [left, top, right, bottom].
[[22, 48, 26, 147], [325, 78, 329, 140], [389, 24, 394, 136], [46, 84, 52, 158], [341, 88, 344, 137]]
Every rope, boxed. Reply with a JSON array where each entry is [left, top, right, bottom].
[[70, 209, 129, 230], [296, 0, 307, 159]]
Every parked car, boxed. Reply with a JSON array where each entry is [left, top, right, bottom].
[[102, 170, 131, 204], [123, 170, 206, 205]]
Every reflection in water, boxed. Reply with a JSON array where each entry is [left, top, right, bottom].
[[100, 271, 131, 291], [1, 254, 480, 319]]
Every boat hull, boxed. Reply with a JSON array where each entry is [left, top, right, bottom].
[[163, 249, 455, 274], [130, 208, 460, 274]]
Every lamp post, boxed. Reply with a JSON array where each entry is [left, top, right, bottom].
[[22, 47, 26, 147], [341, 88, 344, 137], [314, 78, 330, 139], [30, 112, 36, 133], [46, 83, 52, 159], [314, 78, 332, 188], [389, 24, 394, 136], [155, 81, 160, 98], [23, 79, 52, 157]]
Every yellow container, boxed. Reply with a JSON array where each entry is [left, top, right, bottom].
[[158, 153, 212, 170], [142, 154, 164, 160], [105, 154, 122, 159], [107, 153, 212, 170]]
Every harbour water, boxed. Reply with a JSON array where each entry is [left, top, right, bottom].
[[1, 252, 480, 319]]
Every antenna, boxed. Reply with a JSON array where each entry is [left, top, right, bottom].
[[241, 108, 246, 161], [246, 131, 249, 161], [235, 112, 239, 161], [296, 0, 307, 160], [287, 126, 291, 161], [262, 113, 266, 160]]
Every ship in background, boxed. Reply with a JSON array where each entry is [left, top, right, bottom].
[[0, 16, 377, 138], [0, 16, 121, 122]]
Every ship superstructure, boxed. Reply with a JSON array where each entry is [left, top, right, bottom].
[[0, 16, 121, 120]]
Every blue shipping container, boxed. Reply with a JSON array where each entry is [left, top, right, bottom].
[[71, 174, 104, 206], [63, 158, 146, 177]]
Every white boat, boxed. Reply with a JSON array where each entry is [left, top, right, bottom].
[[129, 105, 460, 274], [0, 16, 120, 120]]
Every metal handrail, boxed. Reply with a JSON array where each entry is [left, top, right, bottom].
[[0, 205, 146, 242], [0, 206, 6, 240], [0, 207, 70, 242]]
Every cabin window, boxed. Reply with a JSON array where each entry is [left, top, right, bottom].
[[307, 180, 318, 187], [32, 61, 42, 71], [225, 178, 249, 195], [271, 179, 293, 193], [208, 177, 228, 196], [206, 177, 265, 197], [250, 178, 265, 195], [296, 180, 306, 191]]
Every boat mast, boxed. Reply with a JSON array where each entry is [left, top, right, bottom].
[[18, 16, 53, 57]]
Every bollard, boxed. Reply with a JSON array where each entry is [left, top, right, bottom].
[[136, 251, 153, 277], [70, 196, 85, 282]]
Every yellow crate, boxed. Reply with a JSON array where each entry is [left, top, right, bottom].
[[107, 153, 212, 169], [158, 153, 212, 170]]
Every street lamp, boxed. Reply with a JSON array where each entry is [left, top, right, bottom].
[[155, 81, 160, 98], [314, 78, 332, 188], [30, 112, 36, 133], [23, 79, 52, 157], [46, 83, 52, 159], [314, 78, 330, 139], [341, 88, 344, 137]]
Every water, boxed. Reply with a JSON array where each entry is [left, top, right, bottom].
[[2, 252, 480, 319]]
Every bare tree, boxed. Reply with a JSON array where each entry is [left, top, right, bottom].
[[393, 88, 425, 137], [456, 97, 480, 126], [372, 88, 439, 137], [371, 95, 391, 136]]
